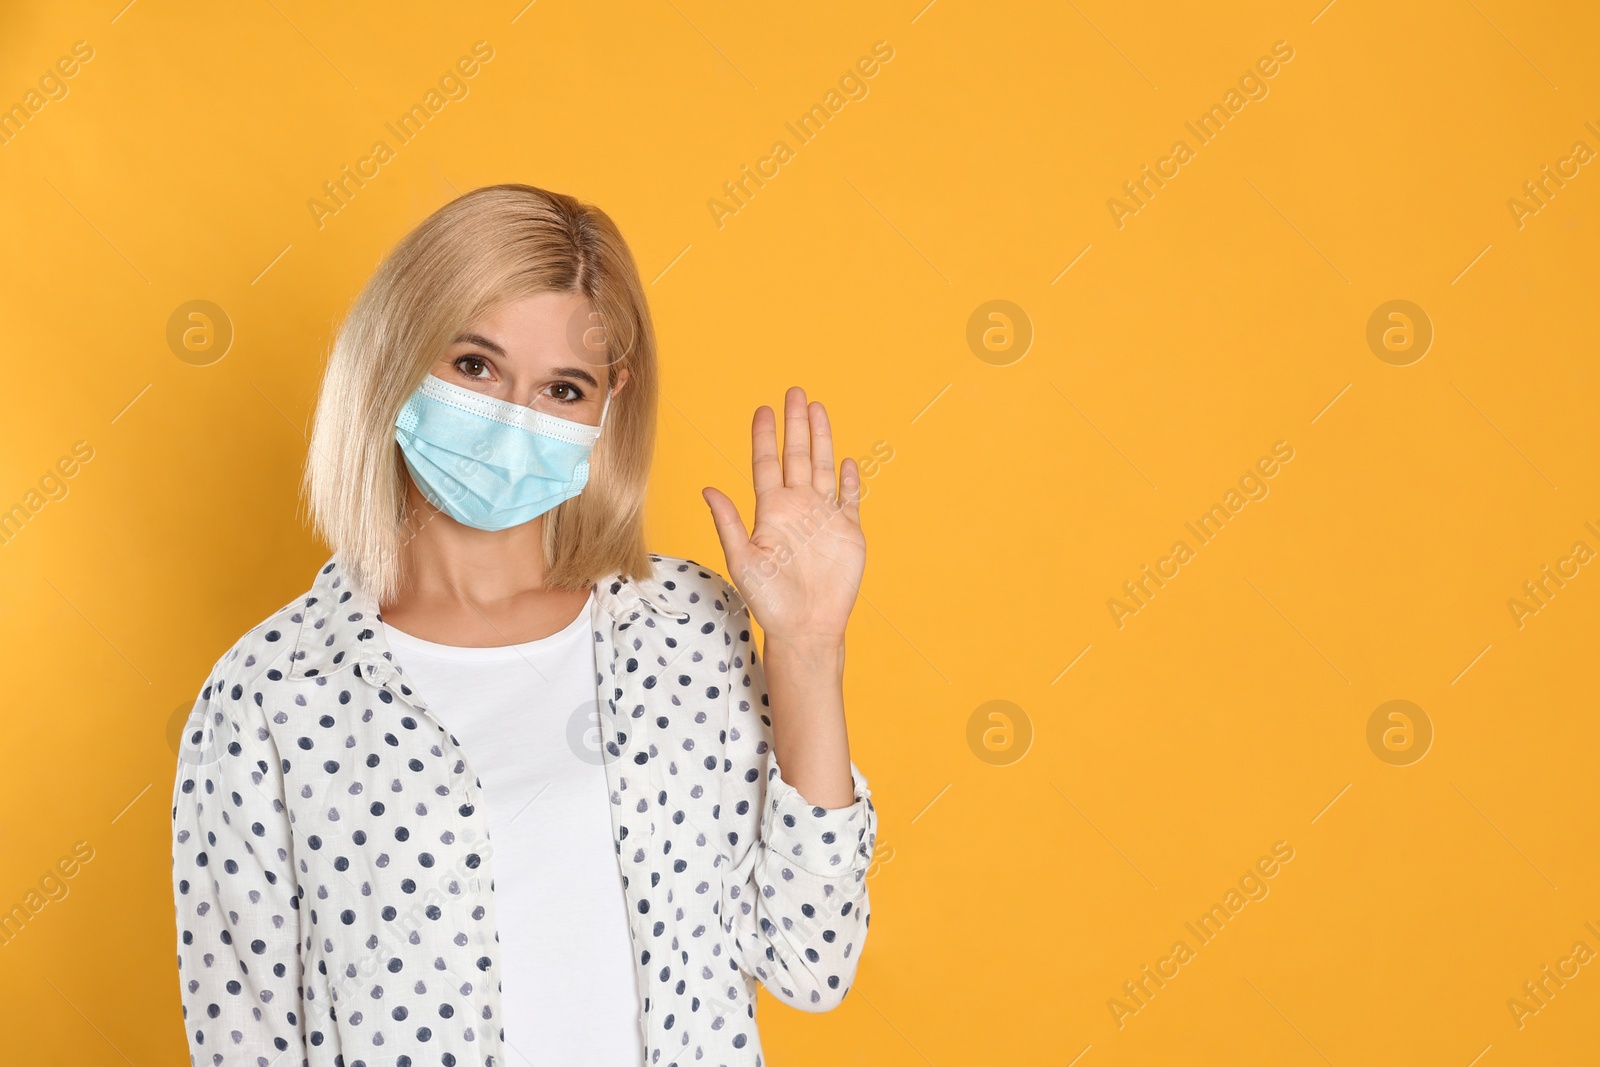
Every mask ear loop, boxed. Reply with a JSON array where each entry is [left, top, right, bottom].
[[596, 383, 615, 431]]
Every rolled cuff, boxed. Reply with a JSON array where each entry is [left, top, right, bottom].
[[761, 756, 874, 878]]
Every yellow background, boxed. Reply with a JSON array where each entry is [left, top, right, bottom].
[[2, 0, 1596, 1063]]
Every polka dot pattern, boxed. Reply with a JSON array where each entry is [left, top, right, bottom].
[[170, 553, 878, 1066]]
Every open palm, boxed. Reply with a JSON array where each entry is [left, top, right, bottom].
[[701, 386, 866, 644]]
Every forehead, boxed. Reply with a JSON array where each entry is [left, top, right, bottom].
[[454, 291, 604, 363], [472, 290, 591, 335]]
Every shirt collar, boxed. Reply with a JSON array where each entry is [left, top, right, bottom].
[[285, 552, 690, 682]]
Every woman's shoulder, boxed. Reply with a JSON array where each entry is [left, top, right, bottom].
[[643, 552, 747, 618], [200, 569, 322, 700]]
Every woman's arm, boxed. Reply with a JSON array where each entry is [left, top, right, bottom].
[[760, 635, 854, 808], [701, 387, 868, 813], [170, 660, 309, 1057], [717, 582, 878, 1012], [701, 388, 878, 1008]]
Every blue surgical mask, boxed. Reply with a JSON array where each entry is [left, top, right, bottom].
[[394, 374, 613, 531]]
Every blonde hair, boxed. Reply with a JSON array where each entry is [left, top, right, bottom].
[[300, 183, 659, 604]]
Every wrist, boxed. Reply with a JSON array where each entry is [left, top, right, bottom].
[[762, 633, 846, 674]]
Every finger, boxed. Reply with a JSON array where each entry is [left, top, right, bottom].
[[701, 486, 751, 578], [751, 405, 782, 495], [840, 456, 862, 524], [783, 386, 810, 488], [808, 401, 836, 498]]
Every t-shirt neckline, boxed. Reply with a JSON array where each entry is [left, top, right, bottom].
[[384, 588, 595, 663]]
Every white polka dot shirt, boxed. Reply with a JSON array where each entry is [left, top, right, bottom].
[[170, 552, 878, 1066]]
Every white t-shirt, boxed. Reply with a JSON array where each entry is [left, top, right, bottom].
[[385, 589, 643, 1064]]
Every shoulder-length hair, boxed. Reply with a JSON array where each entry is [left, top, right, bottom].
[[300, 183, 659, 605]]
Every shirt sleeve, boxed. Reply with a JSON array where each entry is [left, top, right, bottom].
[[170, 660, 310, 1061], [716, 581, 878, 1012]]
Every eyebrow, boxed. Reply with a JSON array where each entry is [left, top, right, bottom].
[[453, 332, 506, 356], [451, 333, 601, 387], [551, 365, 601, 387]]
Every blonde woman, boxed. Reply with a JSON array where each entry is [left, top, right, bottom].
[[170, 184, 878, 1066]]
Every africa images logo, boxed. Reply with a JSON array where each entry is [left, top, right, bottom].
[[1106, 40, 1296, 229]]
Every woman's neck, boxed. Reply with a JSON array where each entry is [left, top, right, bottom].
[[379, 486, 591, 646]]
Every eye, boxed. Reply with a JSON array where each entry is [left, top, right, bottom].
[[453, 355, 492, 380], [547, 381, 586, 404]]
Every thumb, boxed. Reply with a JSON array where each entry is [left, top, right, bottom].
[[701, 486, 749, 576]]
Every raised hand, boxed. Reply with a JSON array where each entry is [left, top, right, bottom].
[[701, 386, 866, 646]]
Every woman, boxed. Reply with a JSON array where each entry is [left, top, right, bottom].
[[170, 184, 878, 1066]]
